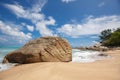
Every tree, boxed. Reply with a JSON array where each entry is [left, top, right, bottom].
[[99, 29, 112, 41], [104, 30, 120, 46], [100, 28, 120, 47], [115, 28, 120, 32]]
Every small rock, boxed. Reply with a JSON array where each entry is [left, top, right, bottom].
[[98, 53, 108, 56]]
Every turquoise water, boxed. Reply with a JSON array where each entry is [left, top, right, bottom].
[[0, 47, 110, 71], [0, 46, 20, 71], [0, 46, 20, 63]]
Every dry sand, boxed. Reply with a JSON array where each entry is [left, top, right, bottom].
[[0, 50, 120, 80]]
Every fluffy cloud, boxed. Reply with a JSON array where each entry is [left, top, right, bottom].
[[4, 3, 45, 23], [30, 0, 47, 13], [36, 16, 56, 36], [4, 0, 56, 36], [4, 3, 25, 17], [61, 0, 76, 3], [0, 20, 32, 44], [57, 24, 82, 38], [57, 15, 120, 38], [26, 25, 34, 32]]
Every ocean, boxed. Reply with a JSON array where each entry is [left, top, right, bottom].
[[0, 47, 110, 72], [0, 46, 20, 71]]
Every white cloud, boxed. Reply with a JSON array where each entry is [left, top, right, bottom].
[[98, 2, 105, 7], [0, 20, 32, 44], [26, 25, 34, 32], [30, 0, 47, 13], [61, 0, 76, 3], [57, 15, 120, 38], [4, 0, 56, 36], [92, 41, 99, 45], [90, 36, 99, 39], [4, 3, 25, 17], [57, 24, 82, 38], [36, 16, 56, 36], [4, 3, 45, 23]]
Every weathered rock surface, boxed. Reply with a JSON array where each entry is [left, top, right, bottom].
[[75, 43, 109, 51], [3, 37, 72, 64]]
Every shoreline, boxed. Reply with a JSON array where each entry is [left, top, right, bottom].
[[0, 50, 120, 80]]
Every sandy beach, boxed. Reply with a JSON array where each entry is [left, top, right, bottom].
[[0, 50, 120, 80]]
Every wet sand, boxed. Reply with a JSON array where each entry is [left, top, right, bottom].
[[0, 50, 120, 80]]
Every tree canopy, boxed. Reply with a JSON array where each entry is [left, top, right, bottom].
[[99, 28, 120, 47]]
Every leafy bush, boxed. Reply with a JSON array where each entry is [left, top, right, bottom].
[[100, 28, 120, 47], [99, 29, 112, 41]]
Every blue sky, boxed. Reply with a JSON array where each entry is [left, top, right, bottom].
[[0, 0, 120, 47]]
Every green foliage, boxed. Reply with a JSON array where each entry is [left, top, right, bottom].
[[99, 29, 112, 41], [100, 28, 120, 47], [115, 28, 120, 32]]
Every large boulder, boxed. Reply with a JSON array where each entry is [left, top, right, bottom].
[[3, 37, 72, 64]]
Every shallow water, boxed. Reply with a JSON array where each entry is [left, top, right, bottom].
[[0, 47, 19, 71], [0, 48, 110, 72], [0, 63, 17, 72]]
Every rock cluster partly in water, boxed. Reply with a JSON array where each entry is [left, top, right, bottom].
[[3, 37, 72, 64], [75, 43, 109, 51]]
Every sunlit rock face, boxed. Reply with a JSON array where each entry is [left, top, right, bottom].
[[3, 37, 72, 64]]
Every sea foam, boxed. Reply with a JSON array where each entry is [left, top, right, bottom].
[[0, 47, 18, 72], [72, 49, 110, 63], [0, 49, 110, 72], [0, 63, 17, 72]]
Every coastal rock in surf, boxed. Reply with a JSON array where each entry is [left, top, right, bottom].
[[76, 43, 109, 51], [3, 37, 72, 64]]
